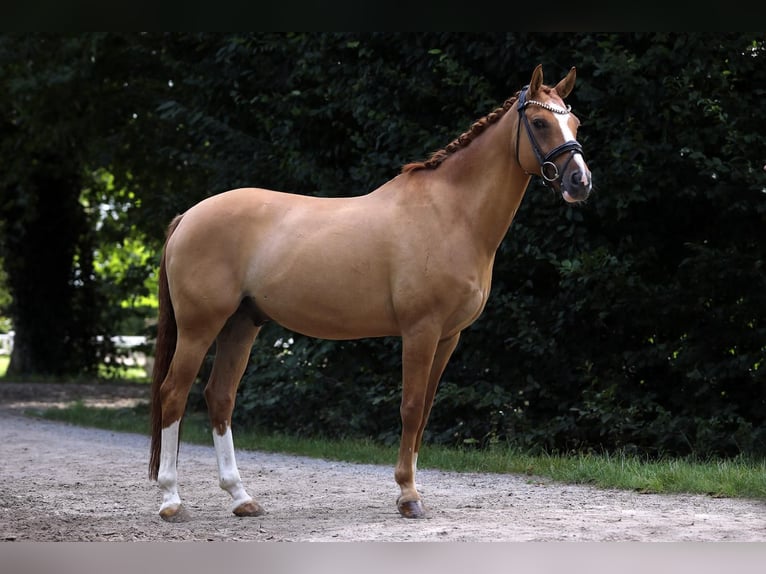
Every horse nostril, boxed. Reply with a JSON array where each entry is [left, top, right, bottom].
[[571, 170, 591, 191]]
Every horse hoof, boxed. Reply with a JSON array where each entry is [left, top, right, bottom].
[[397, 499, 427, 519], [233, 500, 266, 517], [159, 504, 191, 523]]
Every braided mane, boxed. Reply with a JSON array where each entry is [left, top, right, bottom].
[[401, 90, 522, 174]]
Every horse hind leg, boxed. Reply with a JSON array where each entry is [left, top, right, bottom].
[[204, 298, 265, 517], [157, 333, 217, 522]]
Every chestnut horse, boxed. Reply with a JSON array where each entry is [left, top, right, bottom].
[[149, 64, 592, 521]]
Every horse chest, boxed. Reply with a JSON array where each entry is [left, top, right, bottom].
[[451, 275, 492, 331]]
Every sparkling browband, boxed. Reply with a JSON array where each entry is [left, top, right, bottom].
[[525, 100, 571, 115]]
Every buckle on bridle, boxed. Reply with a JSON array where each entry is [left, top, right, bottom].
[[541, 161, 559, 182]]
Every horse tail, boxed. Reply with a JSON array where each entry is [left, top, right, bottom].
[[149, 214, 184, 480]]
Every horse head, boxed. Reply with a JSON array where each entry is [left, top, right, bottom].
[[516, 64, 592, 203]]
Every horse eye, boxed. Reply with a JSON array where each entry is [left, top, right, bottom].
[[532, 118, 546, 129]]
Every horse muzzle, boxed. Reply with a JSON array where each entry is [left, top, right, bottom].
[[537, 140, 592, 203], [560, 166, 592, 203], [541, 153, 592, 203]]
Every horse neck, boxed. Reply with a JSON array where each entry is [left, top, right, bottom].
[[434, 109, 531, 255]]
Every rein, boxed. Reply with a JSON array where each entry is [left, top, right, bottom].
[[515, 86, 584, 186]]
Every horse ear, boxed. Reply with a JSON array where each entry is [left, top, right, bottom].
[[528, 64, 544, 97], [554, 67, 577, 99]]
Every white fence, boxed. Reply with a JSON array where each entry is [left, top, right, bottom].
[[0, 332, 12, 355], [0, 332, 152, 375], [101, 335, 151, 370]]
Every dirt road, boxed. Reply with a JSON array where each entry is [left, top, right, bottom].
[[1, 382, 765, 542]]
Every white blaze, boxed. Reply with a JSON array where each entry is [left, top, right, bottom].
[[554, 112, 590, 201]]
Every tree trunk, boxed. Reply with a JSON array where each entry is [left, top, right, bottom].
[[3, 153, 98, 377]]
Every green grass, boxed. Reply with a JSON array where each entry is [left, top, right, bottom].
[[97, 362, 150, 382], [34, 401, 766, 500]]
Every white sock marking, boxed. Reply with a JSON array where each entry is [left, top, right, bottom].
[[157, 421, 181, 512], [212, 426, 253, 511]]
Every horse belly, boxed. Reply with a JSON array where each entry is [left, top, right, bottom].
[[253, 283, 398, 340], [245, 246, 398, 340]]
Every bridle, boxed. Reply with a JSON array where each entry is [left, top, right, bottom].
[[515, 86, 584, 188]]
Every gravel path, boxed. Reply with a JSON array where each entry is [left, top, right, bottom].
[[1, 381, 765, 542]]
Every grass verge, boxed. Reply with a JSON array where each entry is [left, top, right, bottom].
[[35, 402, 766, 500]]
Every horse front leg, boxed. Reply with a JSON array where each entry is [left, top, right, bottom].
[[395, 331, 440, 518], [205, 309, 264, 517], [413, 332, 460, 475]]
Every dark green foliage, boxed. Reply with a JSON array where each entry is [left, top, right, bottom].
[[2, 33, 764, 456]]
